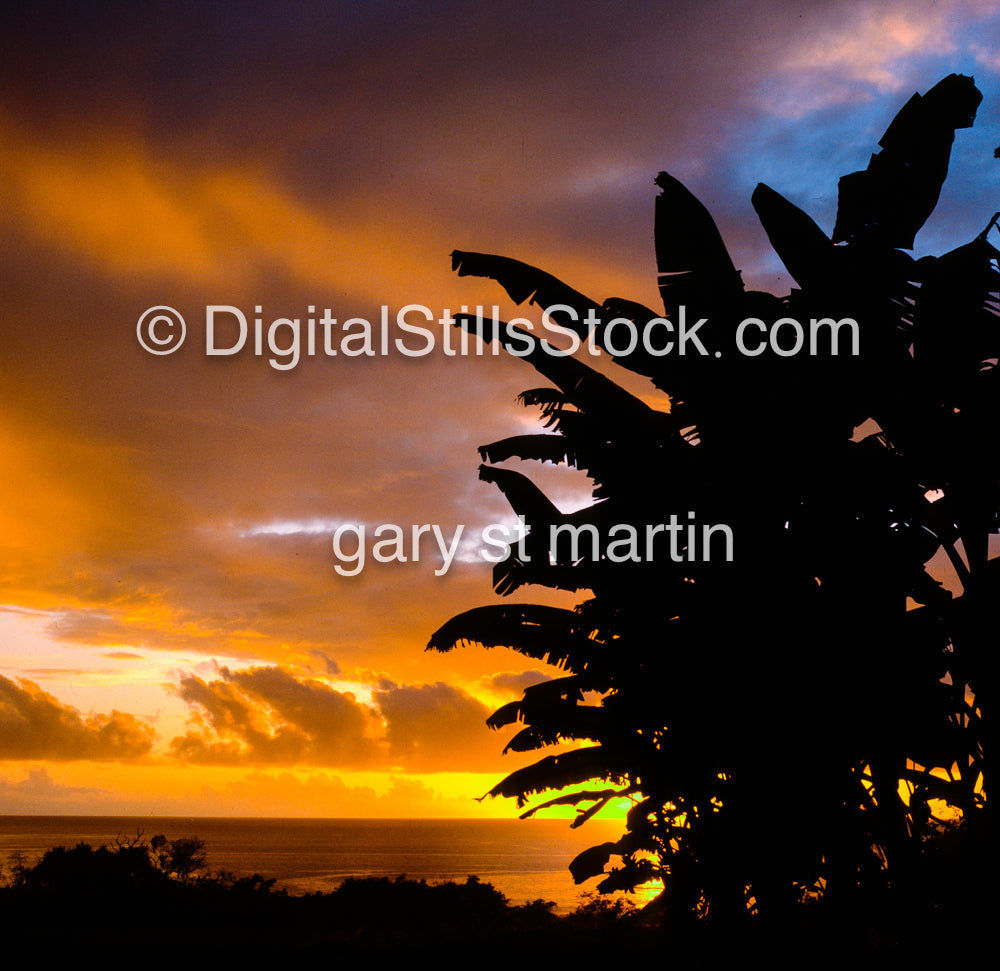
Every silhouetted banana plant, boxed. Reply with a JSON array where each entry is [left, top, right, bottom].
[[429, 75, 989, 939]]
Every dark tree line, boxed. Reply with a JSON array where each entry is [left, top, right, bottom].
[[1, 837, 648, 960], [2, 832, 219, 891], [430, 74, 990, 949]]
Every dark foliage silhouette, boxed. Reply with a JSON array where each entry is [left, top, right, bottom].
[[1, 838, 647, 960], [150, 832, 209, 884], [429, 75, 989, 946], [12, 840, 170, 894]]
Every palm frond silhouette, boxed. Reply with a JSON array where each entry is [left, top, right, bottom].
[[429, 75, 989, 942]]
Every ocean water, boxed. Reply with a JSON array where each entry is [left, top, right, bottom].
[[0, 816, 660, 911]]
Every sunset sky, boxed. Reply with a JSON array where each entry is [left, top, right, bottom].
[[3, 0, 999, 817]]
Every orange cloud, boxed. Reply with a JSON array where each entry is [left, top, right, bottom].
[[374, 680, 499, 772], [0, 117, 474, 307], [169, 666, 382, 767], [0, 674, 154, 760], [167, 664, 515, 773]]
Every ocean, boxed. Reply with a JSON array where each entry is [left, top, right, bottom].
[[0, 816, 660, 911]]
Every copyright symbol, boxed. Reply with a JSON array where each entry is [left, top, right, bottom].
[[137, 306, 186, 355]]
